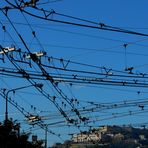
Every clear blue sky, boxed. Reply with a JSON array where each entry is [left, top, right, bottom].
[[0, 0, 148, 147]]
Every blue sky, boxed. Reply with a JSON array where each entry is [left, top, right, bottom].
[[0, 0, 148, 147]]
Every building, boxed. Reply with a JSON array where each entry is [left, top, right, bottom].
[[53, 125, 148, 148], [72, 126, 111, 143]]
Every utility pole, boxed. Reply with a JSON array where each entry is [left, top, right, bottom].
[[45, 125, 48, 148], [2, 83, 43, 123]]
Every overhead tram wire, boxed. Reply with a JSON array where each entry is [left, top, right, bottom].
[[19, 9, 64, 101], [48, 55, 81, 109], [69, 100, 148, 117], [3, 0, 148, 129], [0, 20, 20, 49], [18, 10, 74, 109], [0, 66, 148, 121], [18, 10, 148, 37], [46, 98, 148, 117], [0, 42, 72, 123], [20, 11, 45, 52], [1, 7, 98, 125], [4, 0, 148, 37], [31, 106, 148, 128], [42, 55, 146, 75], [87, 109, 148, 124], [0, 90, 63, 139], [0, 7, 90, 125], [3, 0, 148, 141], [1, 65, 148, 124], [2, 60, 148, 89], [1, 74, 146, 128], [2, 19, 148, 58], [40, 62, 148, 79], [0, 44, 82, 137], [2, 19, 148, 50], [4, 1, 148, 70], [24, 4, 148, 37], [1, 69, 148, 130], [0, 69, 43, 114], [1, 42, 148, 78], [1, 71, 148, 110], [6, 0, 142, 34], [11, 49, 148, 78], [1, 48, 148, 82], [1, 67, 148, 88], [1, 8, 71, 105], [1, 38, 148, 58], [0, 89, 42, 120], [18, 11, 85, 112]]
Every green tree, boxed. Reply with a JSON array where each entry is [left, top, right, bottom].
[[0, 119, 44, 148]]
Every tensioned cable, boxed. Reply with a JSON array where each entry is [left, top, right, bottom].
[[0, 9, 91, 124], [4, 0, 148, 37], [0, 8, 72, 110]]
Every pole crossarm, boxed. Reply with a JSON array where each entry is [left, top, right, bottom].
[[1, 83, 43, 122]]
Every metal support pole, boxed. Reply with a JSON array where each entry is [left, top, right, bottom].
[[4, 83, 43, 122], [45, 125, 48, 148], [5, 94, 8, 122]]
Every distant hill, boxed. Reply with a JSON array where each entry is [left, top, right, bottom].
[[52, 125, 148, 148]]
